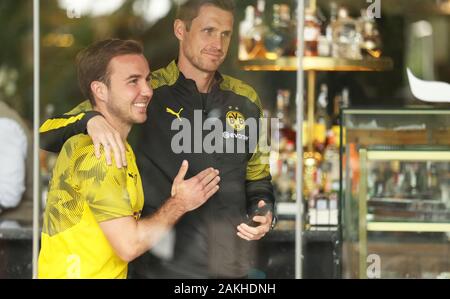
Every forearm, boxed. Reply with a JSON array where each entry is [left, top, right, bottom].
[[102, 163, 219, 262], [131, 197, 186, 260]]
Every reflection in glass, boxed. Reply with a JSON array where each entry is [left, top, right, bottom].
[[40, 0, 296, 279], [0, 1, 34, 278]]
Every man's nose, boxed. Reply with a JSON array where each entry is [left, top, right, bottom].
[[211, 34, 223, 51], [141, 83, 153, 98]]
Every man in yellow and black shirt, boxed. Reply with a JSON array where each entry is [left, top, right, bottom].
[[38, 39, 220, 279], [39, 136, 144, 278]]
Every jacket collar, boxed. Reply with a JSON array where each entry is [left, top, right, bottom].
[[169, 60, 224, 94]]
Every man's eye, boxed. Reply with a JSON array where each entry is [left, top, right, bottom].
[[129, 79, 138, 84]]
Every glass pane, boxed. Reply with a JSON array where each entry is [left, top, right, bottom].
[[39, 0, 296, 279], [0, 1, 34, 278]]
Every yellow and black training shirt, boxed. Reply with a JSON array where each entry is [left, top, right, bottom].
[[38, 134, 143, 279]]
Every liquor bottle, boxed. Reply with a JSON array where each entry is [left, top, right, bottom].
[[341, 87, 350, 108], [359, 9, 382, 58], [304, 8, 321, 56], [246, 0, 269, 59], [238, 5, 256, 61], [274, 152, 297, 203], [314, 84, 330, 153], [330, 87, 349, 146], [275, 160, 293, 202], [409, 165, 419, 198], [321, 2, 338, 57], [265, 4, 294, 58], [276, 89, 296, 149], [316, 84, 330, 128], [323, 136, 340, 193], [317, 36, 329, 57], [286, 5, 298, 57], [326, 2, 338, 43], [332, 6, 362, 59], [303, 151, 322, 199]]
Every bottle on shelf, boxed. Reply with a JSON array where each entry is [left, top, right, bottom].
[[332, 6, 363, 59], [303, 151, 322, 199], [323, 133, 340, 193], [341, 87, 350, 108], [314, 84, 330, 153], [324, 2, 338, 57], [287, 5, 298, 57], [275, 159, 294, 202], [316, 3, 336, 57], [276, 89, 296, 149], [331, 87, 351, 127], [238, 5, 256, 61], [265, 4, 295, 59], [406, 164, 419, 198], [359, 8, 382, 58], [317, 35, 331, 57], [384, 161, 404, 198], [246, 0, 269, 59], [304, 8, 321, 57]]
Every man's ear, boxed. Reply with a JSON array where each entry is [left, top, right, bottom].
[[174, 19, 186, 41], [91, 81, 108, 103]]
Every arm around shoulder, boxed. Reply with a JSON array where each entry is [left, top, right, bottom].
[[39, 100, 100, 153]]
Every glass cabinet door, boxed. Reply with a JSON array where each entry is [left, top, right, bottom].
[[341, 109, 450, 279]]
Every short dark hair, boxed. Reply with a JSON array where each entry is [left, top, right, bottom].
[[76, 39, 143, 105], [176, 0, 235, 31]]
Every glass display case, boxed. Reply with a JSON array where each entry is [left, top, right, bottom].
[[341, 109, 450, 278]]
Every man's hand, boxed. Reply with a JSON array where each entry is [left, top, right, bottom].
[[87, 115, 127, 168], [171, 160, 220, 212], [237, 200, 273, 241]]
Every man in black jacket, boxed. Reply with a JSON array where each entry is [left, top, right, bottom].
[[40, 0, 275, 278]]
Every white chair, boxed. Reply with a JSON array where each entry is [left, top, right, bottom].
[[407, 68, 450, 103]]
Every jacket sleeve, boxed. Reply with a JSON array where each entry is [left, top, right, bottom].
[[0, 119, 27, 209], [245, 98, 275, 215], [39, 100, 101, 153]]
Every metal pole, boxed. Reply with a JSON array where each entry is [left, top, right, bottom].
[[32, 0, 40, 279], [296, 0, 305, 279]]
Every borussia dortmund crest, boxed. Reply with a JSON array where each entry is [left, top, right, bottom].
[[226, 111, 246, 131]]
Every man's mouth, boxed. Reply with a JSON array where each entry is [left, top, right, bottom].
[[202, 51, 223, 59], [133, 100, 149, 112], [133, 102, 147, 108]]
